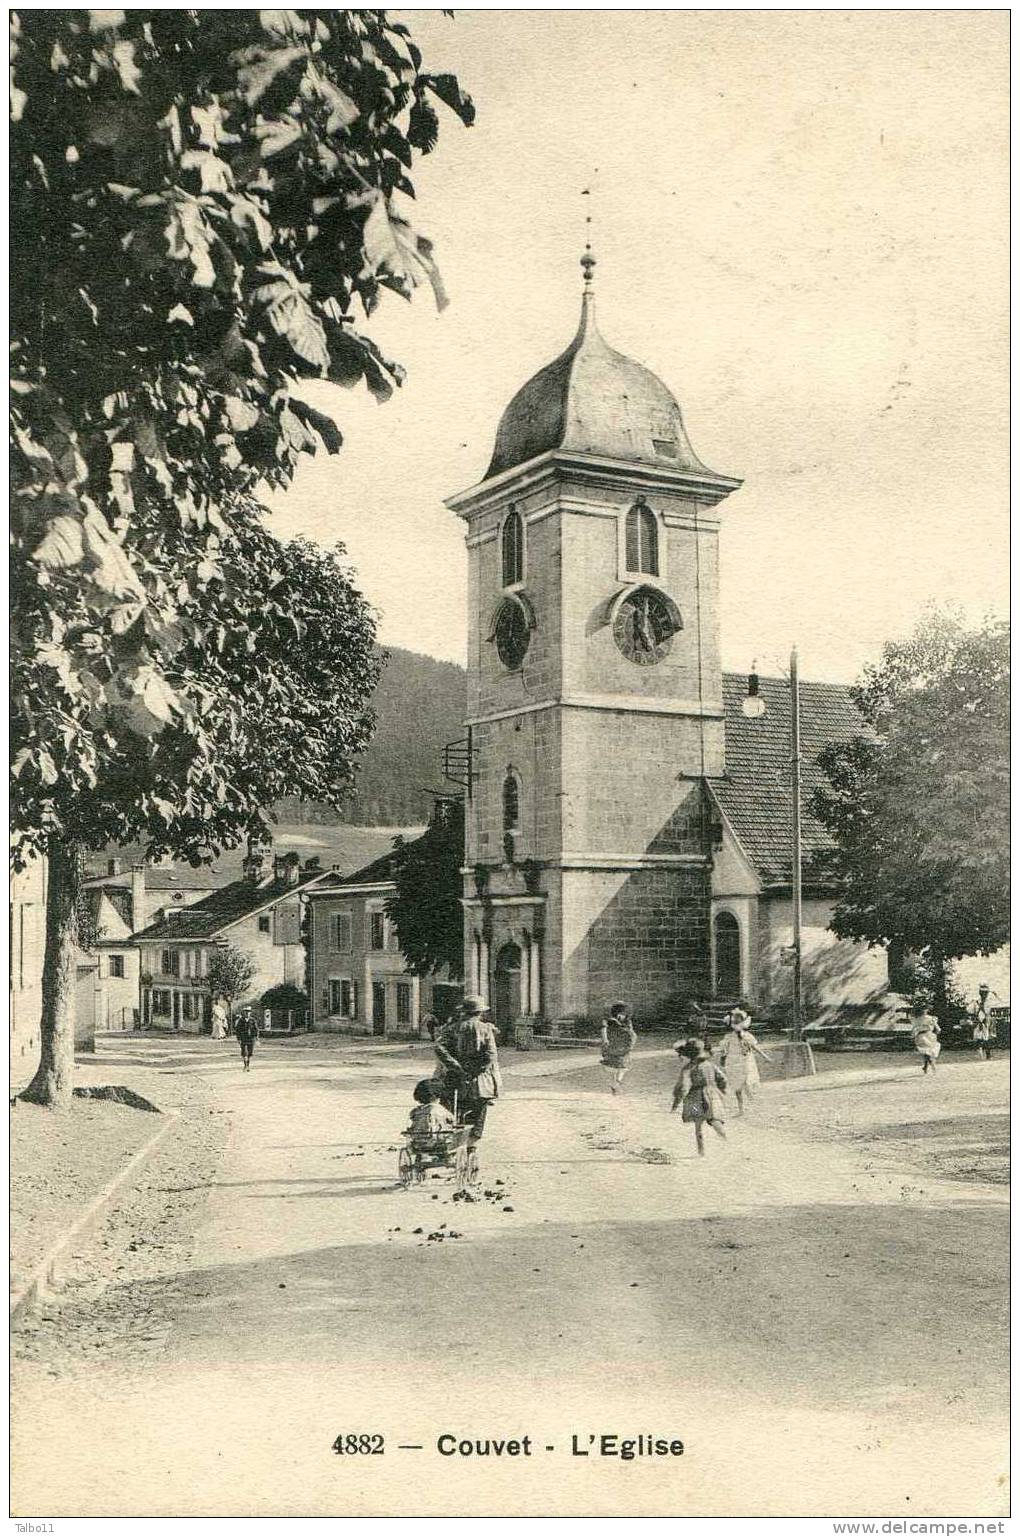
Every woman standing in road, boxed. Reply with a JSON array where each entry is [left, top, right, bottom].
[[599, 1001, 637, 1095], [210, 995, 229, 1041], [672, 1039, 728, 1156], [434, 995, 502, 1145], [718, 1007, 772, 1115]]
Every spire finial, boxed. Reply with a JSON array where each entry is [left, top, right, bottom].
[[580, 183, 596, 289]]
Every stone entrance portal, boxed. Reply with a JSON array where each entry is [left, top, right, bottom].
[[492, 942, 523, 1045]]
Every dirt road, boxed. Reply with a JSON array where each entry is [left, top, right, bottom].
[[11, 1037, 1008, 1518]]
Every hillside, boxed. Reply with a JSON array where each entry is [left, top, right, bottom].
[[274, 645, 466, 826]]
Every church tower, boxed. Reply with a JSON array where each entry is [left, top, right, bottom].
[[446, 252, 741, 1036]]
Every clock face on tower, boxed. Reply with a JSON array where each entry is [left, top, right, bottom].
[[613, 588, 676, 665], [495, 599, 531, 669]]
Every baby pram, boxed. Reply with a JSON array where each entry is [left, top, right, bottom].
[[397, 1090, 480, 1192]]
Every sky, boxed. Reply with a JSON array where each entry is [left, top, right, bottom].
[[265, 10, 1009, 683]]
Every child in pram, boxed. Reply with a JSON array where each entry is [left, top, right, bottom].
[[399, 1078, 477, 1190], [405, 1078, 455, 1150]]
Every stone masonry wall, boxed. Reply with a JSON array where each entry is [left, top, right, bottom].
[[569, 863, 711, 1022]]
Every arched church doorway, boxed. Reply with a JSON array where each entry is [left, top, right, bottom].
[[714, 912, 741, 998], [493, 942, 523, 1045]]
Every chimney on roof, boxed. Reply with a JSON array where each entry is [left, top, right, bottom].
[[108, 856, 122, 876], [243, 829, 273, 885], [275, 851, 302, 887], [130, 865, 146, 932]]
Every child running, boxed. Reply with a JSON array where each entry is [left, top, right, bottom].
[[911, 1003, 941, 1075], [718, 1006, 773, 1115], [671, 1038, 728, 1156], [599, 1001, 637, 1095]]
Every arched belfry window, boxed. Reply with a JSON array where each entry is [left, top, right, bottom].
[[625, 500, 659, 577], [501, 506, 524, 587], [502, 771, 521, 833]]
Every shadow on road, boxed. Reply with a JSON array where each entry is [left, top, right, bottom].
[[85, 1197, 1002, 1430]]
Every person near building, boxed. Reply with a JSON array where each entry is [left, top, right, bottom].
[[717, 1008, 773, 1115], [722, 1001, 752, 1033], [434, 995, 502, 1144], [235, 1007, 260, 1072], [420, 1011, 439, 1043], [679, 998, 706, 1034], [971, 984, 997, 1061], [599, 1001, 637, 1094], [670, 1037, 697, 1112], [911, 1003, 941, 1075], [210, 996, 229, 1041], [672, 1040, 728, 1156]]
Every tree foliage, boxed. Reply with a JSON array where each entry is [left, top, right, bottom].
[[10, 9, 472, 1102], [206, 944, 257, 1008], [14, 527, 381, 865], [261, 980, 309, 1011], [386, 799, 464, 979], [812, 611, 1009, 969], [11, 9, 472, 858]]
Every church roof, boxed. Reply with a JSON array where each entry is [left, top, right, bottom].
[[715, 672, 862, 887], [486, 281, 725, 482]]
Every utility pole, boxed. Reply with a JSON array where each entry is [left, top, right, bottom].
[[790, 645, 803, 1040]]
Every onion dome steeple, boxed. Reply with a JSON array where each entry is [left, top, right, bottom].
[[486, 248, 723, 483]]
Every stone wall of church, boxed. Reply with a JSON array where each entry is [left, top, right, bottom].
[[559, 863, 711, 1022], [467, 708, 562, 866], [561, 710, 723, 856], [466, 488, 563, 722], [557, 475, 723, 710]]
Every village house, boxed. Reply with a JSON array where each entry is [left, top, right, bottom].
[[131, 835, 330, 1031], [82, 880, 144, 1033], [79, 857, 232, 1033], [305, 845, 460, 1038]]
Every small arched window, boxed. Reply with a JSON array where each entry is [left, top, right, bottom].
[[501, 506, 524, 587], [625, 500, 659, 576], [502, 771, 520, 832]]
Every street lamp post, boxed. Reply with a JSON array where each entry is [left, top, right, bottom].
[[743, 649, 804, 1041], [789, 646, 803, 1041]]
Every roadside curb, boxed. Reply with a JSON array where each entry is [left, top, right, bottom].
[[10, 1106, 181, 1324]]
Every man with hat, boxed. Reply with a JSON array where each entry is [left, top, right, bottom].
[[971, 983, 997, 1061], [433, 995, 503, 1145]]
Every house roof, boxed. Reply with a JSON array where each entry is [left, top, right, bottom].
[[87, 884, 133, 931], [714, 672, 861, 887], [303, 842, 406, 895], [84, 866, 229, 898], [132, 869, 326, 945], [87, 824, 422, 896]]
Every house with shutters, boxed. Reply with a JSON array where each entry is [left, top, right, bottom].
[[131, 834, 331, 1031], [305, 844, 461, 1038]]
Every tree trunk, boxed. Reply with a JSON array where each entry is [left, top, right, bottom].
[[22, 837, 82, 1107], [929, 948, 949, 1026]]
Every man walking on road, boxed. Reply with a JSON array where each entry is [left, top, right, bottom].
[[235, 1008, 260, 1072]]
